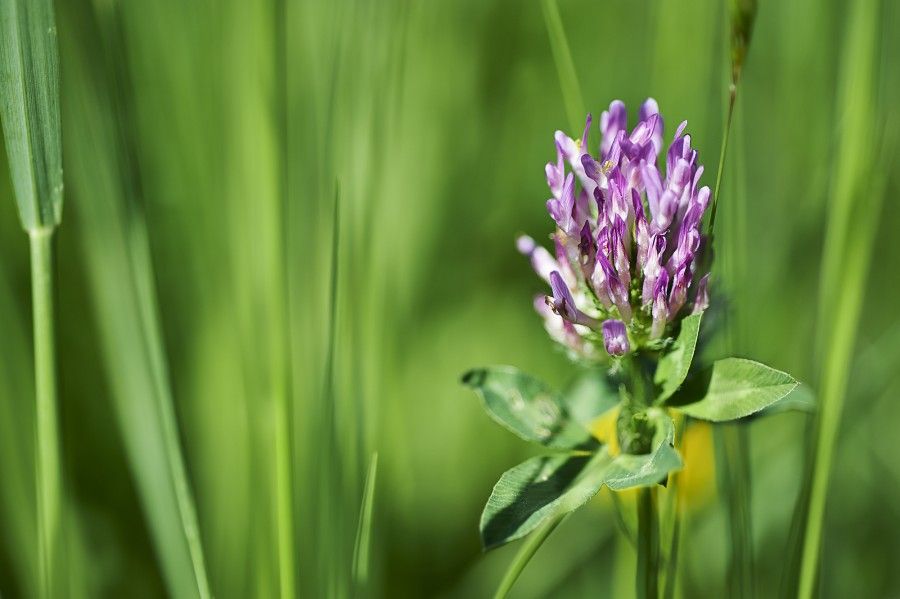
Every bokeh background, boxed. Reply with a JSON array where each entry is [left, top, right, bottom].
[[1, 0, 898, 597]]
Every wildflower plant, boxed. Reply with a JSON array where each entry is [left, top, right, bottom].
[[462, 99, 799, 595]]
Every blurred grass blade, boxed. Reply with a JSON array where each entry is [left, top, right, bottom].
[[61, 10, 211, 596], [0, 261, 37, 596], [0, 0, 63, 230], [493, 512, 566, 599], [798, 0, 886, 596], [714, 424, 753, 598], [540, 0, 585, 131], [352, 451, 378, 588]]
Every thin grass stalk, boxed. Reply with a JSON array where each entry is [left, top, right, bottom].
[[29, 227, 60, 599], [714, 117, 754, 597], [539, 0, 585, 132], [493, 512, 566, 599], [706, 85, 735, 236], [351, 451, 379, 589], [636, 488, 659, 599], [273, 0, 296, 595], [796, 0, 884, 596]]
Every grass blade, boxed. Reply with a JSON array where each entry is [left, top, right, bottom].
[[540, 0, 586, 131], [0, 0, 63, 231], [352, 451, 379, 589], [60, 6, 211, 595], [493, 512, 566, 599], [797, 0, 887, 595]]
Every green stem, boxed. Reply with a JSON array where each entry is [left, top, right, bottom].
[[30, 227, 62, 599], [493, 512, 565, 599], [636, 488, 659, 599]]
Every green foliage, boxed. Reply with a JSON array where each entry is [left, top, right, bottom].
[[0, 0, 62, 230], [462, 367, 599, 450], [655, 312, 703, 403], [467, 368, 682, 550], [480, 452, 609, 550], [759, 383, 816, 416], [604, 409, 682, 489], [679, 358, 798, 422]]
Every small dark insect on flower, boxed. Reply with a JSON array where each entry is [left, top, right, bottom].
[[518, 99, 711, 360]]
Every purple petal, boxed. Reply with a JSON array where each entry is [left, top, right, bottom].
[[642, 234, 666, 305], [549, 270, 578, 322], [692, 273, 710, 314], [601, 319, 630, 357], [577, 221, 596, 282], [581, 153, 603, 182], [651, 270, 670, 339], [549, 270, 598, 328], [580, 113, 593, 148], [517, 235, 560, 284], [601, 100, 627, 159], [668, 262, 692, 317]]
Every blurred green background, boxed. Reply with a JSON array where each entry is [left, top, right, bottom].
[[1, 0, 899, 597]]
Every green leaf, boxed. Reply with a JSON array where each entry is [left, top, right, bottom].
[[479, 409, 682, 549], [0, 0, 63, 230], [758, 383, 816, 417], [480, 451, 609, 550], [654, 312, 703, 403], [462, 367, 597, 450], [604, 408, 682, 490], [679, 358, 798, 422]]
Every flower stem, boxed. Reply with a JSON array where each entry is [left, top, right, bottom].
[[30, 227, 62, 599], [636, 487, 659, 599], [493, 512, 565, 599]]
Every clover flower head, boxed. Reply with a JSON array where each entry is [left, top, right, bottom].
[[523, 99, 712, 360]]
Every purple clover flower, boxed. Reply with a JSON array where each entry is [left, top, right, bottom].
[[520, 99, 712, 360]]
